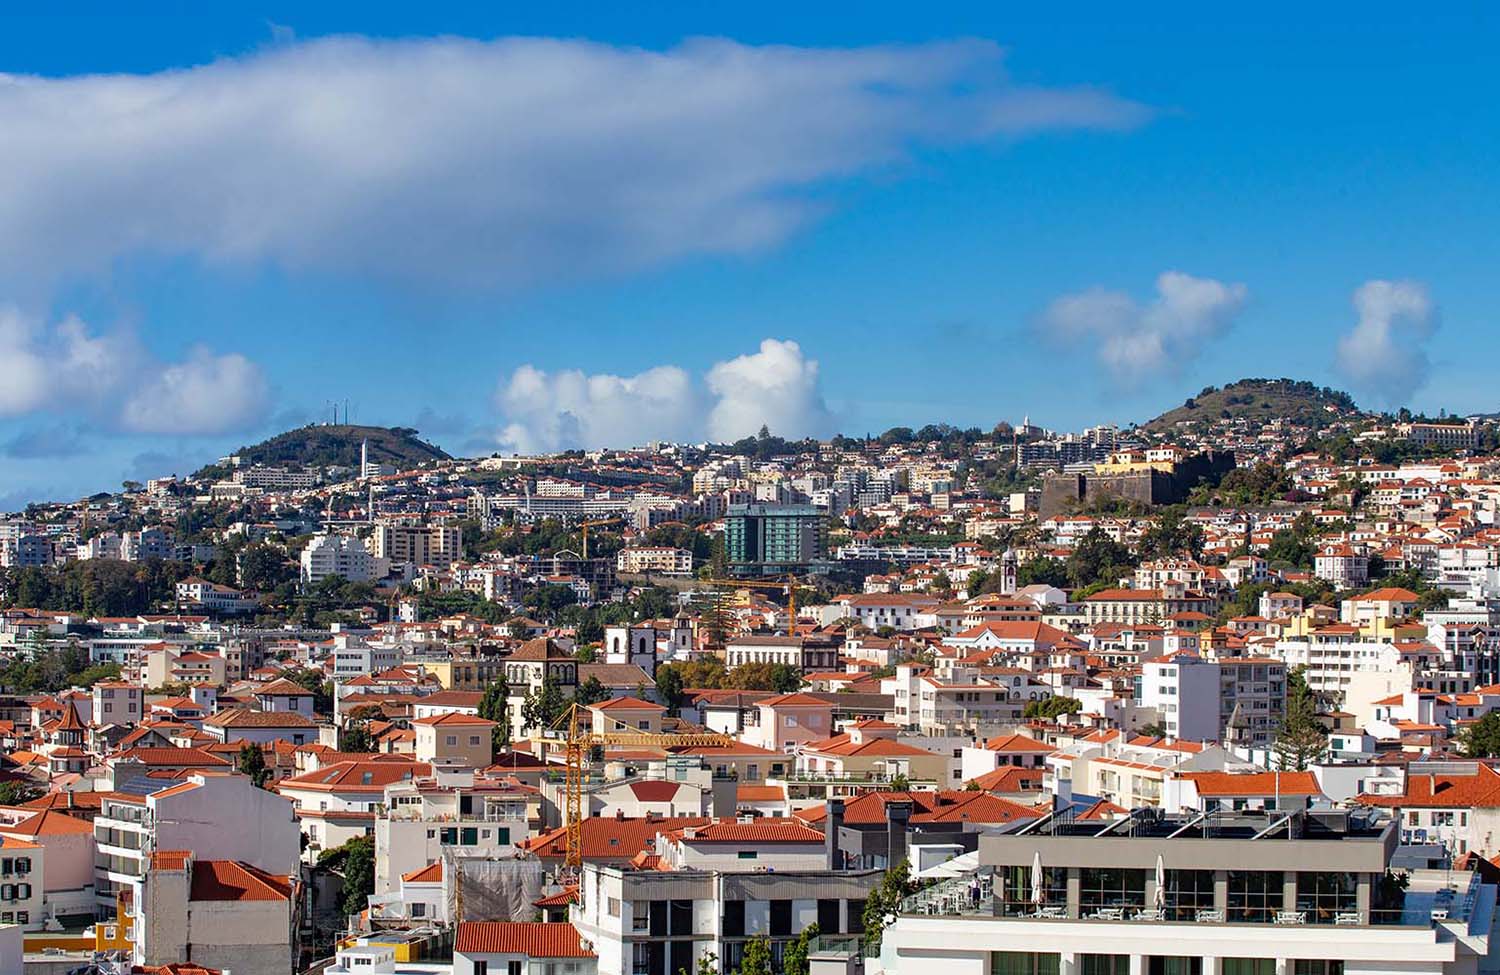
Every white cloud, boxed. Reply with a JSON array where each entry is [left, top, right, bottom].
[[1039, 271, 1248, 386], [121, 348, 271, 435], [495, 364, 704, 454], [0, 36, 1149, 289], [493, 338, 832, 452], [706, 339, 833, 442], [0, 305, 268, 435], [1334, 279, 1436, 407]]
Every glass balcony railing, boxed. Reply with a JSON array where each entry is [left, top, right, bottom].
[[897, 870, 1473, 931]]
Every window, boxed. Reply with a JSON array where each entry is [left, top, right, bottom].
[[1296, 872, 1356, 925], [1148, 960, 1202, 975], [997, 865, 1067, 916], [1227, 871, 1283, 923], [632, 900, 649, 931], [631, 944, 651, 975], [738, 851, 758, 860], [1164, 869, 1215, 922], [1293, 963, 1344, 975], [818, 898, 841, 934], [470, 736, 482, 746], [471, 962, 487, 975], [991, 952, 1059, 975], [1080, 956, 1129, 975], [720, 894, 744, 936], [1223, 961, 1274, 975], [411, 903, 426, 918], [446, 736, 458, 746], [461, 827, 478, 846], [440, 828, 458, 845], [1080, 868, 1146, 914], [770, 899, 792, 936]]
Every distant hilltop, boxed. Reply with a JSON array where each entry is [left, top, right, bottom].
[[1139, 378, 1362, 433], [197, 424, 450, 477]]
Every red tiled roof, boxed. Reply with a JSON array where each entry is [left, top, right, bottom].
[[668, 820, 823, 844], [592, 697, 666, 712], [116, 747, 229, 768], [798, 790, 1038, 826], [3, 809, 94, 836], [1358, 763, 1500, 808], [402, 861, 443, 884], [1177, 771, 1322, 797], [627, 781, 682, 802], [981, 733, 1056, 753], [190, 860, 293, 901], [455, 921, 594, 957], [520, 816, 711, 862]]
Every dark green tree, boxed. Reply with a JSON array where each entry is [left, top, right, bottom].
[[783, 923, 821, 975], [655, 666, 686, 713], [1066, 528, 1136, 589], [1463, 711, 1500, 758], [861, 858, 912, 954], [236, 742, 272, 787], [739, 934, 773, 975], [1271, 667, 1328, 770], [521, 675, 568, 733], [480, 675, 511, 748], [339, 721, 374, 754], [334, 836, 375, 918], [0, 781, 42, 805], [575, 675, 610, 707]]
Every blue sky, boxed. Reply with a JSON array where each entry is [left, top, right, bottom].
[[1, 4, 1496, 504]]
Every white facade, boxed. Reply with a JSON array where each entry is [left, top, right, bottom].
[[301, 532, 386, 584]]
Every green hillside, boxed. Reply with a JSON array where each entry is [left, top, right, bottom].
[[198, 425, 450, 477], [1142, 378, 1362, 433]]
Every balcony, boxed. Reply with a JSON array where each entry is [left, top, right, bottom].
[[895, 868, 1482, 931]]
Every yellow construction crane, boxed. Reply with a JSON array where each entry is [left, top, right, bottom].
[[538, 703, 734, 880], [577, 518, 624, 559], [702, 576, 816, 637]]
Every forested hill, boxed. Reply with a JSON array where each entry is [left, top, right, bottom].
[[196, 425, 450, 477], [1142, 379, 1362, 432]]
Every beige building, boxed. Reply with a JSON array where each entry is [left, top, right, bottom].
[[371, 523, 462, 569], [616, 546, 694, 575], [143, 647, 227, 688], [412, 712, 496, 768]]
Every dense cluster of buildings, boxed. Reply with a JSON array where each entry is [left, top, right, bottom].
[[5, 411, 1500, 973]]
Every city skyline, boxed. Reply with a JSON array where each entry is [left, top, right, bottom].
[[2, 4, 1497, 504]]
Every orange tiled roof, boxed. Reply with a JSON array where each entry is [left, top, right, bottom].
[[455, 921, 594, 957], [190, 860, 293, 901]]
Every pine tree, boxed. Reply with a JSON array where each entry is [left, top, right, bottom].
[[1271, 667, 1327, 770]]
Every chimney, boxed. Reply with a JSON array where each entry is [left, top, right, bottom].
[[825, 798, 845, 870], [886, 799, 913, 868]]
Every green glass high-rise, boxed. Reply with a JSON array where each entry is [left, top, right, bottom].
[[724, 503, 828, 576]]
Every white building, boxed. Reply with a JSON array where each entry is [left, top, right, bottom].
[[301, 532, 386, 584], [1140, 655, 1286, 747], [93, 774, 300, 915]]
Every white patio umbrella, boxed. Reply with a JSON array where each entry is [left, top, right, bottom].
[[1154, 854, 1166, 911], [1031, 851, 1044, 906]]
